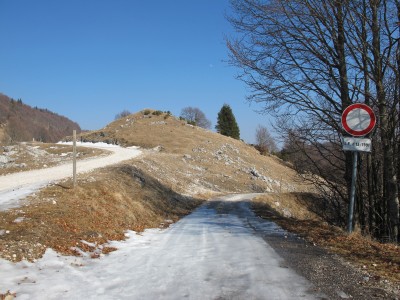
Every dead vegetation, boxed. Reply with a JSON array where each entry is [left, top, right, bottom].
[[0, 164, 203, 262]]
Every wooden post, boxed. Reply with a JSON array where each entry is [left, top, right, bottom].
[[73, 130, 77, 188]]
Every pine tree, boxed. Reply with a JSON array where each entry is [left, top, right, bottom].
[[215, 104, 240, 139]]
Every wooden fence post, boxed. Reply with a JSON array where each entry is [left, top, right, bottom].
[[73, 130, 77, 188]]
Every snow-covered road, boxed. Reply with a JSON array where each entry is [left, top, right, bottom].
[[0, 194, 323, 299], [0, 142, 142, 211]]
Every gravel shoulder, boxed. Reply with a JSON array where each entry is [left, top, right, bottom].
[[218, 194, 399, 300], [263, 234, 399, 300]]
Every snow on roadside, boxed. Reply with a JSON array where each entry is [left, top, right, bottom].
[[0, 143, 142, 211], [0, 195, 319, 299]]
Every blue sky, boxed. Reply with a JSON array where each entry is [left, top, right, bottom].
[[0, 0, 274, 143]]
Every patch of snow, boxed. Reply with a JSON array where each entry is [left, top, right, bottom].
[[27, 146, 47, 157], [13, 217, 25, 223]]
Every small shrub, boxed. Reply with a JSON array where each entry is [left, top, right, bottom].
[[143, 109, 151, 115], [152, 110, 163, 116]]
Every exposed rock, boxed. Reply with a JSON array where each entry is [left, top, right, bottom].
[[250, 167, 261, 177], [282, 208, 292, 218], [0, 155, 12, 165], [152, 146, 164, 152]]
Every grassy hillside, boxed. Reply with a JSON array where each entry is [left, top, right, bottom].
[[72, 109, 311, 196]]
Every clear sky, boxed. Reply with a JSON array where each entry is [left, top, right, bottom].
[[0, 0, 274, 144]]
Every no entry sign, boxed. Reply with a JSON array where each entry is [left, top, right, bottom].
[[341, 103, 376, 136]]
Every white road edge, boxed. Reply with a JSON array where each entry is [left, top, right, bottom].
[[0, 142, 142, 211]]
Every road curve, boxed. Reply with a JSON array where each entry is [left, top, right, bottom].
[[0, 143, 142, 211]]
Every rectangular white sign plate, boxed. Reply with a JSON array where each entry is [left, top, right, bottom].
[[342, 137, 372, 152]]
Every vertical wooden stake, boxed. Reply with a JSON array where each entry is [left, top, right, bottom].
[[73, 130, 77, 188]]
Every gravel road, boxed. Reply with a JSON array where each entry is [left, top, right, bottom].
[[0, 143, 142, 211]]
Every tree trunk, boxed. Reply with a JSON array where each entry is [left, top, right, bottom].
[[371, 0, 399, 242]]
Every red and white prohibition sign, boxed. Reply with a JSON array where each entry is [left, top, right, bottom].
[[341, 103, 376, 137]]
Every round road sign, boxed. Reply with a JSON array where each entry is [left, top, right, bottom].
[[341, 103, 376, 136]]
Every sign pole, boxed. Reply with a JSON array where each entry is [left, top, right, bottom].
[[348, 151, 358, 233], [341, 103, 376, 234]]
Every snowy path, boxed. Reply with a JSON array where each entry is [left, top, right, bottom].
[[0, 142, 142, 211], [0, 194, 323, 299]]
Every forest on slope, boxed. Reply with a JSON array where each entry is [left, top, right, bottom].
[[0, 93, 81, 144]]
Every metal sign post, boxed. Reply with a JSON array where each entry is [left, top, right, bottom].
[[341, 104, 376, 233], [348, 151, 358, 233]]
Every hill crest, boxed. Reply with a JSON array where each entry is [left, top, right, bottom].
[[74, 109, 311, 196]]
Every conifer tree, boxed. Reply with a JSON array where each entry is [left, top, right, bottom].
[[215, 104, 240, 139]]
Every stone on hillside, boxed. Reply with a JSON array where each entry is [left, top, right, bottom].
[[0, 155, 11, 165], [250, 167, 261, 177], [282, 208, 292, 218], [153, 146, 164, 152]]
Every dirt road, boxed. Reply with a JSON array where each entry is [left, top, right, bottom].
[[0, 143, 142, 211]]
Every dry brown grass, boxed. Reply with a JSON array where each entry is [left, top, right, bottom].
[[75, 110, 312, 196], [0, 164, 203, 262], [252, 193, 400, 285]]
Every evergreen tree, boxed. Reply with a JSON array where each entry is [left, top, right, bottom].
[[215, 104, 240, 139]]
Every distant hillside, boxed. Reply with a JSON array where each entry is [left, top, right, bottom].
[[0, 93, 81, 144]]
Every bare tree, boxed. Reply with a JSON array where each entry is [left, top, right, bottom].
[[115, 110, 131, 120], [228, 0, 399, 241], [255, 125, 277, 154], [180, 107, 211, 129]]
